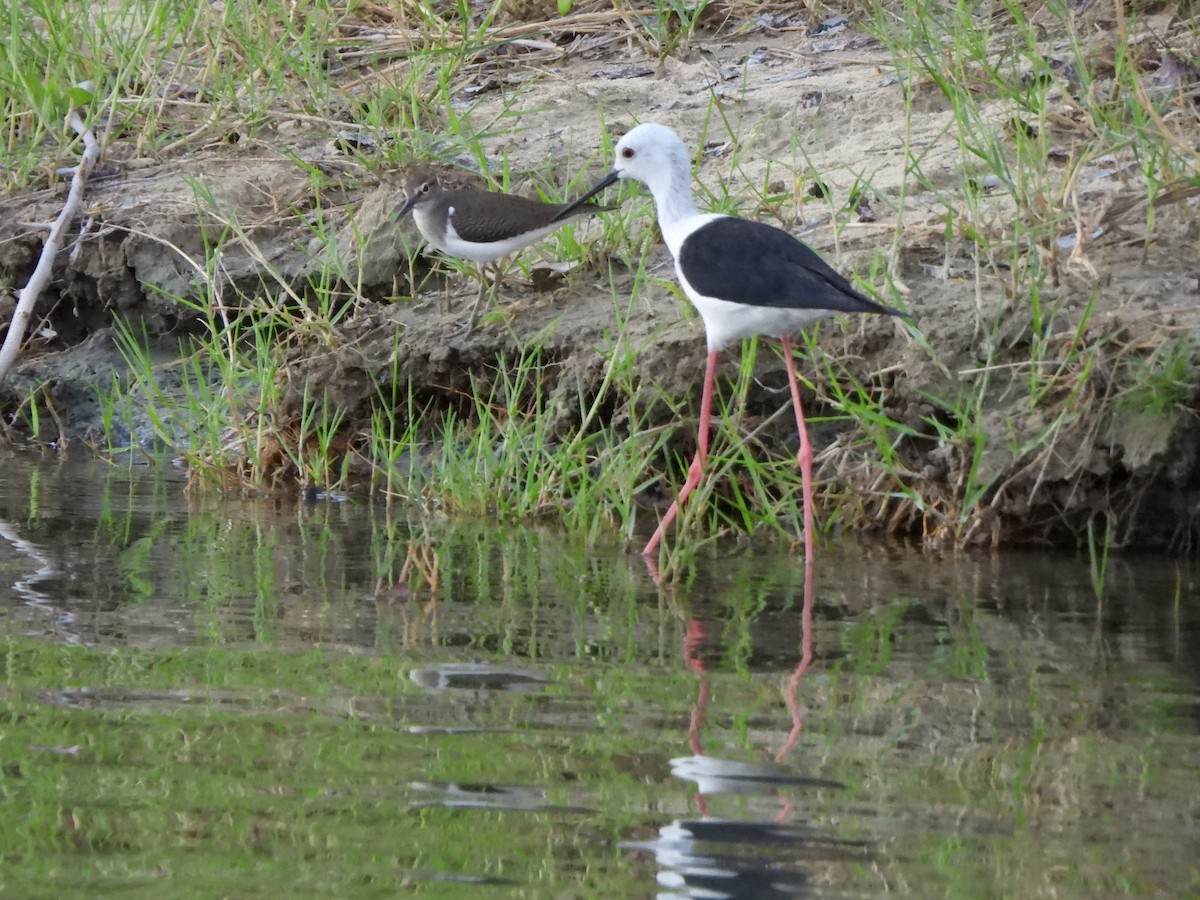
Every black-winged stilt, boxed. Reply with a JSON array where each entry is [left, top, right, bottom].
[[560, 123, 907, 561]]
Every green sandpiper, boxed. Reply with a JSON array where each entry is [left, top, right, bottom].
[[398, 171, 610, 329]]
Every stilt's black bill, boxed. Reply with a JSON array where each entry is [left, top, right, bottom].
[[551, 169, 620, 223]]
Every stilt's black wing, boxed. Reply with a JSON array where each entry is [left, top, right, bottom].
[[679, 217, 904, 317]]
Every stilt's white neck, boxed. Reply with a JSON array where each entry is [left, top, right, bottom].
[[647, 172, 700, 256]]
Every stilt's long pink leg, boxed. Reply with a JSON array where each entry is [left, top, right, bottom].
[[779, 337, 815, 567], [643, 349, 720, 558]]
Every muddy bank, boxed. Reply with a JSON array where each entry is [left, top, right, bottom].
[[2, 7, 1199, 549]]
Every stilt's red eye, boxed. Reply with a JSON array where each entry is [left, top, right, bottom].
[[621, 147, 635, 159]]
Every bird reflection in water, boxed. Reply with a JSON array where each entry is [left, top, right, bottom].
[[631, 557, 872, 898]]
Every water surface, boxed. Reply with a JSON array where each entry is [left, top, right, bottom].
[[1, 454, 1197, 897]]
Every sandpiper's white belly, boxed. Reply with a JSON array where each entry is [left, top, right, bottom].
[[412, 206, 564, 265]]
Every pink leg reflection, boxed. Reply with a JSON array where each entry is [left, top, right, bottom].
[[682, 618, 711, 815], [776, 556, 815, 764]]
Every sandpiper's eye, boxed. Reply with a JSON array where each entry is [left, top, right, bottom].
[[620, 147, 635, 159], [419, 182, 431, 193]]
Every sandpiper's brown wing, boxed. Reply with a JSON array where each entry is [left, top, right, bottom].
[[445, 190, 605, 244]]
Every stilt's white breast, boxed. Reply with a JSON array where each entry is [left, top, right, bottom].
[[678, 274, 833, 352]]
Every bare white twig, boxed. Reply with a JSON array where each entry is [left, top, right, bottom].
[[70, 216, 97, 264], [0, 110, 101, 384]]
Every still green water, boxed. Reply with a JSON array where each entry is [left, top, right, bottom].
[[0, 454, 1196, 898]]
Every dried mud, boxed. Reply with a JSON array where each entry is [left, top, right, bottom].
[[2, 9, 1199, 549]]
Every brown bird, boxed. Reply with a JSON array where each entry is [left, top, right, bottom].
[[398, 172, 609, 328]]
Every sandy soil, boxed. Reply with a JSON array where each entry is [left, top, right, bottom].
[[2, 7, 1199, 549]]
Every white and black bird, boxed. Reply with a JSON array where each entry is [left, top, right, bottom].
[[559, 123, 907, 562], [398, 173, 608, 328]]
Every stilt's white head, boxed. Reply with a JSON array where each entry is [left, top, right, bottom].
[[603, 122, 701, 236], [554, 122, 698, 230], [609, 123, 692, 194]]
